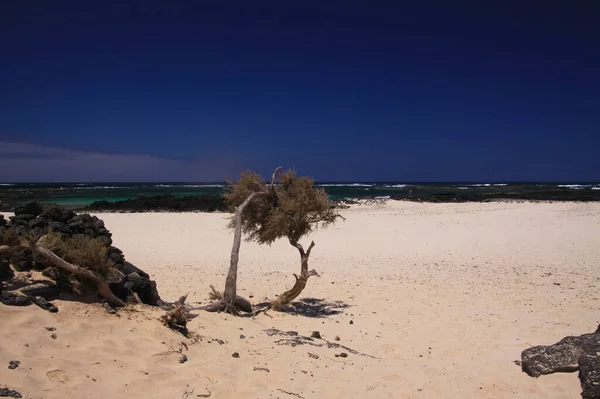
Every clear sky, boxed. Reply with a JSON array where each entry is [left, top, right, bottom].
[[1, 1, 599, 182]]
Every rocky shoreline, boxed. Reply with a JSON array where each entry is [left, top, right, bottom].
[[1, 189, 600, 213]]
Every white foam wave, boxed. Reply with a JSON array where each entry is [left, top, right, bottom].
[[592, 187, 600, 190], [183, 184, 224, 188], [375, 196, 391, 199], [383, 184, 409, 188], [154, 184, 224, 188], [558, 184, 588, 189], [78, 186, 123, 189], [0, 183, 14, 186], [318, 183, 374, 187]]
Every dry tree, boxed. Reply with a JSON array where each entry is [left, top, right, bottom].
[[219, 167, 341, 312]]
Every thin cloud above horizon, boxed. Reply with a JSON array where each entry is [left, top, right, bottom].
[[0, 142, 244, 182]]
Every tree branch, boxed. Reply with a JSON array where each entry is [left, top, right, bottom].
[[288, 240, 305, 257], [270, 166, 282, 191], [306, 241, 315, 257], [23, 236, 126, 307]]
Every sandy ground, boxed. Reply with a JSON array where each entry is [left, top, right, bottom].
[[1, 201, 600, 398]]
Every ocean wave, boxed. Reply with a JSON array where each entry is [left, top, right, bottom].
[[382, 184, 409, 188], [78, 186, 123, 189], [183, 184, 224, 188], [375, 196, 391, 199], [457, 187, 470, 190], [558, 184, 589, 189], [318, 183, 374, 187], [0, 183, 14, 186], [153, 184, 224, 188]]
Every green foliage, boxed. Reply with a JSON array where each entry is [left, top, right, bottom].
[[224, 168, 340, 244], [43, 232, 111, 277]]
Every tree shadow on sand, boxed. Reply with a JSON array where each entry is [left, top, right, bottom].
[[272, 297, 351, 318]]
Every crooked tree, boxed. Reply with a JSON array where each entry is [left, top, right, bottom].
[[202, 169, 278, 314], [224, 167, 341, 311]]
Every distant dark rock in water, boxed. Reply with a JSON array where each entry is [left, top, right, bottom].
[[521, 324, 600, 398], [392, 190, 600, 203], [85, 194, 228, 213]]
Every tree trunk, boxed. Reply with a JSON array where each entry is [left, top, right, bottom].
[[24, 237, 126, 307], [204, 191, 264, 314], [204, 167, 280, 314], [272, 240, 318, 311]]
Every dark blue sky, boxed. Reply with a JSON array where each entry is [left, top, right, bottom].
[[1, 0, 599, 182]]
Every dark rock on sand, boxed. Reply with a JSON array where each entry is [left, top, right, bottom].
[[1, 291, 31, 306], [9, 214, 36, 225], [108, 263, 161, 306], [10, 249, 33, 272], [1, 202, 162, 306], [28, 216, 47, 229], [31, 296, 59, 313], [8, 360, 20, 370], [20, 281, 60, 300], [521, 325, 600, 398], [521, 325, 600, 377], [0, 259, 13, 279], [579, 354, 600, 399], [0, 387, 23, 398], [41, 206, 76, 223], [15, 201, 43, 217]]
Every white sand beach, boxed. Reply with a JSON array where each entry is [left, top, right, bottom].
[[1, 201, 599, 398]]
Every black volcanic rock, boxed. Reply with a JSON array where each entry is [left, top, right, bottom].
[[9, 214, 36, 225], [40, 206, 77, 223], [0, 259, 12, 279], [14, 201, 43, 217], [10, 249, 33, 272], [29, 216, 47, 229], [579, 354, 600, 399], [85, 194, 227, 213], [521, 325, 600, 398], [1, 202, 161, 307]]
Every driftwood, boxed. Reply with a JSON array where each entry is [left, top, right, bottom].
[[22, 236, 126, 307], [161, 294, 190, 336], [272, 240, 319, 311]]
